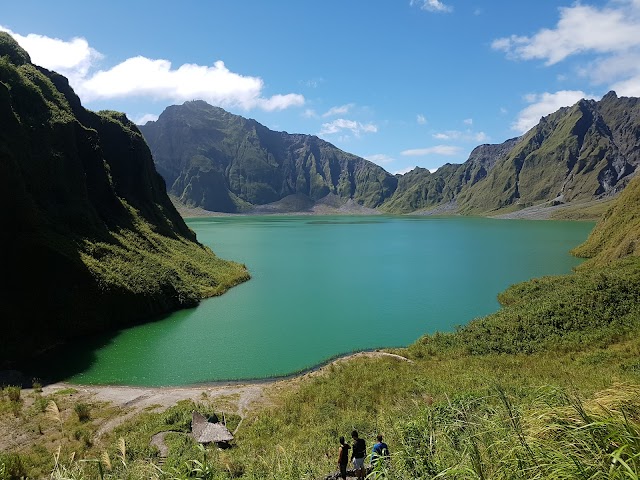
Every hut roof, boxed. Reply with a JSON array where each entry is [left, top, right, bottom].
[[191, 411, 234, 444]]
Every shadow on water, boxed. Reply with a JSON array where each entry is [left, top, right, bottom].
[[7, 312, 177, 388]]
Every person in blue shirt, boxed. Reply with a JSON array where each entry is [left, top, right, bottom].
[[371, 434, 389, 466]]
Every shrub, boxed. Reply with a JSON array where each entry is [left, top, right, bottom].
[[74, 402, 91, 422], [5, 386, 20, 403], [73, 427, 92, 447], [0, 452, 28, 480], [32, 379, 42, 393], [33, 395, 48, 413]]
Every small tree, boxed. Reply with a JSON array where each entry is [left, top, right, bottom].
[[74, 403, 91, 422]]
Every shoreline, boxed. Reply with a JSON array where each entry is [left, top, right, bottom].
[[19, 351, 411, 441], [40, 348, 410, 390], [173, 195, 609, 222]]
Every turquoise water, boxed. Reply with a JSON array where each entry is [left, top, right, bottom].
[[62, 216, 593, 386]]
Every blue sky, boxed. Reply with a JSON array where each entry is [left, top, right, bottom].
[[3, 0, 640, 174]]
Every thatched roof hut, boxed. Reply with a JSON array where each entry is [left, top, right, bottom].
[[191, 411, 234, 445]]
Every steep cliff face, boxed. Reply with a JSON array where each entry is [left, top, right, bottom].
[[0, 33, 248, 363], [139, 101, 398, 212], [457, 92, 640, 213]]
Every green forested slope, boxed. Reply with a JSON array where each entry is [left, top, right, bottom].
[[457, 92, 640, 214], [0, 33, 249, 364], [140, 101, 397, 212], [572, 174, 640, 265], [409, 175, 640, 360]]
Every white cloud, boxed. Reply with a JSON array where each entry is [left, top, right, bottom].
[[319, 119, 378, 137], [79, 57, 304, 111], [401, 145, 462, 156], [411, 0, 453, 13], [511, 90, 594, 134], [417, 114, 427, 125], [611, 76, 640, 96], [366, 154, 395, 165], [255, 93, 305, 112], [323, 103, 355, 117], [432, 130, 488, 142], [395, 166, 418, 175], [492, 3, 640, 65], [133, 113, 159, 125], [0, 26, 101, 85], [463, 118, 473, 125], [303, 109, 318, 118], [492, 1, 640, 98], [586, 52, 640, 86], [1, 27, 305, 112]]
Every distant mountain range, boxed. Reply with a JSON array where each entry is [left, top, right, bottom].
[[140, 93, 640, 214]]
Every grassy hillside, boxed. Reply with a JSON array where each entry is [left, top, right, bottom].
[[3, 143, 640, 479], [0, 33, 249, 364], [572, 174, 640, 265]]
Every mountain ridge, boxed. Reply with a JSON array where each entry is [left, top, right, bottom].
[[140, 101, 398, 213], [141, 93, 639, 215]]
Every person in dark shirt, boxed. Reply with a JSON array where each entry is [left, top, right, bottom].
[[371, 434, 389, 466], [337, 436, 351, 480], [351, 430, 366, 480]]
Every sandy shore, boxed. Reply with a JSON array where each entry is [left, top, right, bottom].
[[22, 351, 410, 440]]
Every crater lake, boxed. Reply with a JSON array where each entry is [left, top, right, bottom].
[[45, 216, 594, 386]]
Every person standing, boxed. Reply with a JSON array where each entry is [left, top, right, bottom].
[[371, 434, 389, 466], [351, 430, 366, 480], [337, 436, 351, 480]]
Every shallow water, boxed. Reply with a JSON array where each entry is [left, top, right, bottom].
[[56, 216, 592, 386]]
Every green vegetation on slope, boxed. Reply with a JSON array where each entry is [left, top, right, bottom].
[[140, 101, 397, 212], [3, 337, 640, 479], [548, 198, 614, 221], [142, 92, 640, 216], [380, 140, 520, 214], [0, 33, 249, 364], [573, 174, 640, 265], [409, 256, 640, 357], [4, 31, 640, 480], [3, 158, 640, 480]]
